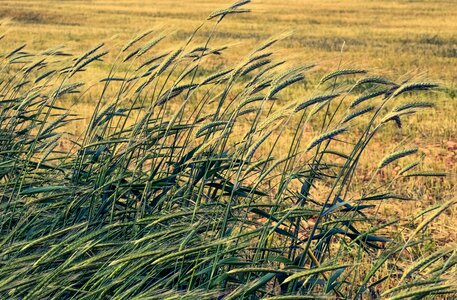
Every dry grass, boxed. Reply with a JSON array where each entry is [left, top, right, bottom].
[[1, 0, 454, 241], [0, 1, 455, 297], [1, 1, 456, 80], [5, 1, 454, 214]]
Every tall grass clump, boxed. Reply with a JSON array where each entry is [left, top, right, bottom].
[[0, 1, 455, 299]]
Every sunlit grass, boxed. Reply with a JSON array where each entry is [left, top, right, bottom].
[[0, 1, 455, 299]]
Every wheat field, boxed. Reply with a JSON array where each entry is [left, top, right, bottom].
[[0, 0, 456, 299], [2, 0, 454, 232]]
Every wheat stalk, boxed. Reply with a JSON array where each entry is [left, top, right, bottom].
[[350, 89, 388, 108], [295, 94, 339, 112], [307, 127, 347, 151], [342, 106, 375, 123], [393, 101, 434, 112], [319, 69, 367, 84], [378, 148, 418, 169], [391, 82, 438, 98]]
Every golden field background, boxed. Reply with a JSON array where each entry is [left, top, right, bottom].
[[1, 0, 455, 244], [1, 0, 457, 82]]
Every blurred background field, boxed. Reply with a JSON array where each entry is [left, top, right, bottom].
[[1, 0, 455, 240], [1, 0, 456, 82]]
